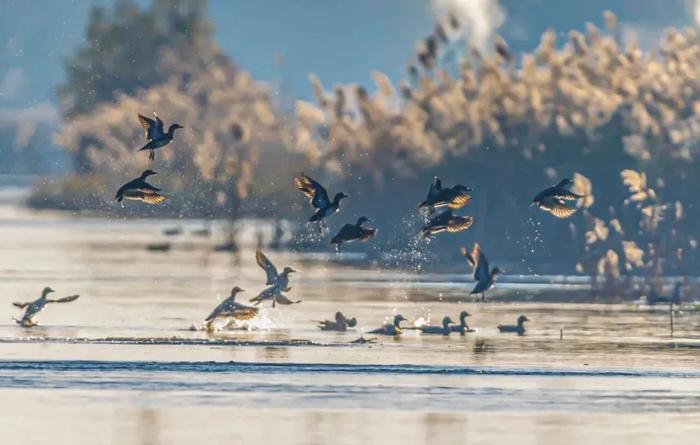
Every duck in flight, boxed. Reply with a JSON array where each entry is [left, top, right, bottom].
[[531, 178, 583, 218], [497, 315, 529, 335], [114, 169, 167, 205], [204, 286, 259, 331], [330, 217, 377, 251], [316, 312, 357, 331], [12, 287, 80, 327], [294, 173, 349, 233], [368, 314, 407, 336], [450, 310, 474, 335], [421, 209, 473, 238], [461, 243, 501, 301], [417, 316, 455, 336], [249, 250, 301, 308], [137, 112, 183, 161], [418, 176, 472, 214]]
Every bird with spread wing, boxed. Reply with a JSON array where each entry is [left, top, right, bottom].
[[204, 286, 259, 331], [461, 243, 501, 301], [137, 112, 183, 161], [249, 250, 301, 308], [114, 169, 167, 205], [12, 287, 80, 327], [294, 173, 349, 233], [531, 178, 584, 218]]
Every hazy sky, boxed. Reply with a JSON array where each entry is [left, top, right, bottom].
[[0, 0, 695, 112]]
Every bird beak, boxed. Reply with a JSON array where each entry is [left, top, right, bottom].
[[529, 201, 537, 208], [289, 269, 297, 273]]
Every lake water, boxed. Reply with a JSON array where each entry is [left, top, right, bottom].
[[1, 201, 700, 444]]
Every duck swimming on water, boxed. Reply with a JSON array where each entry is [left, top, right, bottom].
[[450, 310, 474, 335], [497, 315, 529, 335], [249, 250, 301, 308], [418, 176, 472, 213], [368, 314, 407, 336], [461, 243, 501, 301], [204, 286, 259, 331], [421, 209, 473, 238], [114, 170, 167, 204], [330, 217, 377, 251], [12, 287, 80, 327], [294, 173, 349, 233], [137, 112, 183, 161], [531, 178, 583, 218], [417, 316, 455, 336], [316, 312, 357, 331]]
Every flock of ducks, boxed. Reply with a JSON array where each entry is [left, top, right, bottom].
[[12, 111, 587, 337]]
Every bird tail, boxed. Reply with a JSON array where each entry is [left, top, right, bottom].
[[138, 141, 152, 151], [417, 200, 428, 209]]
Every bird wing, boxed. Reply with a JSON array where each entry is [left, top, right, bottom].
[[552, 187, 583, 201], [447, 189, 471, 209], [460, 245, 476, 268], [250, 287, 275, 305], [46, 295, 80, 304], [447, 215, 473, 233], [274, 293, 301, 305], [332, 223, 356, 241], [294, 173, 330, 209], [153, 112, 164, 136], [472, 244, 490, 283], [255, 249, 279, 285], [123, 190, 167, 204], [138, 114, 158, 140], [427, 176, 442, 200], [12, 302, 31, 309], [547, 199, 577, 218], [218, 302, 259, 321]]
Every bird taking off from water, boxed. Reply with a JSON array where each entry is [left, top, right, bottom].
[[330, 217, 377, 251], [114, 170, 167, 204], [531, 178, 583, 218], [12, 287, 80, 327], [461, 243, 501, 301], [418, 176, 472, 214], [421, 209, 473, 238], [316, 312, 357, 331], [137, 112, 183, 161], [294, 173, 349, 233], [204, 286, 259, 331], [249, 250, 301, 308], [498, 315, 529, 335]]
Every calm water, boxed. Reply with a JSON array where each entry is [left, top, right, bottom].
[[1, 202, 700, 444]]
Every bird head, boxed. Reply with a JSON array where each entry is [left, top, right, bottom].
[[141, 169, 158, 178], [459, 310, 471, 320], [394, 314, 407, 325], [443, 316, 455, 326], [517, 315, 530, 324], [346, 317, 358, 327], [169, 123, 184, 133], [230, 286, 244, 296], [335, 312, 346, 322], [357, 216, 371, 226], [334, 192, 350, 203], [283, 267, 296, 275], [41, 287, 56, 297], [557, 178, 574, 188]]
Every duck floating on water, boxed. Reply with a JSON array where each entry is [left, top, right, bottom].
[[418, 176, 472, 213], [137, 112, 183, 161], [114, 169, 167, 204], [330, 217, 377, 251], [316, 312, 357, 331], [497, 315, 529, 335], [421, 209, 473, 238], [461, 243, 501, 301], [294, 173, 349, 233], [204, 286, 259, 331], [647, 282, 683, 306], [417, 316, 455, 336], [12, 287, 80, 327], [368, 314, 407, 336], [531, 178, 583, 218], [249, 249, 301, 308], [450, 310, 474, 335]]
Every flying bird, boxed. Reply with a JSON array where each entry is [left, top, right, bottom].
[[12, 287, 80, 327], [249, 250, 301, 308], [368, 314, 407, 336], [294, 173, 349, 233], [330, 217, 377, 251], [137, 112, 183, 161], [531, 178, 583, 218], [204, 286, 259, 331], [421, 209, 473, 238], [498, 315, 529, 335], [418, 176, 472, 214], [316, 312, 357, 332], [461, 243, 501, 301], [114, 169, 167, 204]]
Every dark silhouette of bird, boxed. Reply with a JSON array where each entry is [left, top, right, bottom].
[[294, 173, 349, 233], [421, 209, 473, 237], [498, 315, 529, 335], [137, 112, 183, 161], [417, 316, 455, 336], [316, 312, 357, 331], [531, 178, 583, 218], [204, 286, 258, 331], [330, 217, 377, 251], [418, 176, 472, 213], [647, 282, 683, 305], [114, 169, 166, 204], [461, 243, 501, 301], [450, 310, 474, 335], [12, 287, 80, 327], [249, 250, 301, 308], [368, 314, 407, 336]]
